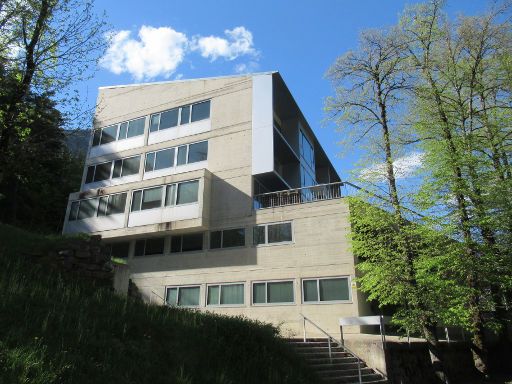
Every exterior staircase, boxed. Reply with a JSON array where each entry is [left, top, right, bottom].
[[288, 338, 387, 384]]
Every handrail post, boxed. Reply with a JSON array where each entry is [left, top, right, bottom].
[[303, 316, 306, 342], [358, 357, 362, 384], [328, 337, 332, 363]]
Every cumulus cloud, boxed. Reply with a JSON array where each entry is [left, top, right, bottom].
[[100, 26, 188, 81], [359, 152, 425, 182], [100, 25, 258, 80], [192, 26, 257, 61]]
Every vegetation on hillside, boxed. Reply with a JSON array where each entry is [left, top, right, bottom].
[[0, 224, 315, 384]]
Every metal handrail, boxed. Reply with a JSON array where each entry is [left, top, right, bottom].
[[256, 181, 344, 198], [300, 314, 363, 384]]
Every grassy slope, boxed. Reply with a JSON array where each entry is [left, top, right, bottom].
[[0, 224, 315, 384]]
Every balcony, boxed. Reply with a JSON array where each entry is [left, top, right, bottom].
[[254, 182, 345, 209]]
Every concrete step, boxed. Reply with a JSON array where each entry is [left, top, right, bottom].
[[317, 367, 374, 377], [306, 356, 359, 365], [311, 361, 367, 371], [321, 373, 386, 383], [296, 351, 352, 359]]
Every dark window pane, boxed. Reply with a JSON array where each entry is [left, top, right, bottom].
[[253, 226, 265, 245], [178, 286, 200, 306], [181, 233, 203, 252], [112, 160, 123, 178], [118, 122, 128, 140], [253, 283, 266, 304], [134, 240, 145, 257], [210, 231, 222, 249], [191, 101, 210, 122], [207, 285, 220, 305], [145, 152, 155, 172], [110, 242, 129, 258], [155, 148, 174, 170], [160, 108, 179, 130], [145, 238, 164, 255], [85, 166, 95, 183], [268, 223, 292, 243], [267, 281, 293, 303], [107, 193, 126, 215], [176, 180, 199, 205], [100, 125, 117, 144], [166, 287, 178, 305], [78, 199, 97, 219], [97, 196, 108, 216], [303, 280, 318, 302], [177, 145, 187, 165], [122, 156, 140, 176], [128, 117, 145, 137], [188, 141, 208, 163], [170, 236, 182, 253], [221, 284, 244, 305], [69, 201, 80, 221], [165, 184, 176, 206], [150, 114, 160, 132], [223, 228, 245, 248], [319, 278, 349, 301], [180, 105, 190, 125], [131, 190, 142, 211], [141, 187, 162, 210], [92, 129, 101, 146], [94, 162, 112, 182]]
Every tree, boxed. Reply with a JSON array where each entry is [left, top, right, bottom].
[[0, 0, 107, 228]]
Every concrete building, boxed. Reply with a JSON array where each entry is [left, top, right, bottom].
[[63, 72, 370, 337]]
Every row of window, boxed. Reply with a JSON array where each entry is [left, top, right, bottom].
[[105, 222, 293, 256], [68, 193, 127, 221], [85, 140, 208, 184], [92, 100, 211, 147], [165, 277, 351, 307]]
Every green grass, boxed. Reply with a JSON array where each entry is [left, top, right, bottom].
[[0, 224, 315, 384]]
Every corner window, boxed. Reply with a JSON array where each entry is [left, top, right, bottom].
[[166, 286, 200, 307], [91, 117, 145, 147], [171, 233, 203, 253], [176, 180, 199, 205], [207, 283, 244, 306], [252, 280, 294, 305], [191, 100, 210, 122], [253, 222, 292, 245], [134, 237, 165, 256], [210, 228, 245, 249], [302, 277, 350, 303], [131, 186, 163, 212], [188, 141, 208, 163], [85, 156, 140, 184], [68, 193, 127, 221]]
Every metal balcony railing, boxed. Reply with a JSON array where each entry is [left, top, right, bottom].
[[254, 181, 345, 209]]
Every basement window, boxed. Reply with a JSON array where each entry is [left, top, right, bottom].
[[134, 238, 165, 257], [171, 233, 203, 253]]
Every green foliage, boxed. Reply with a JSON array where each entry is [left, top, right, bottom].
[[0, 224, 315, 384]]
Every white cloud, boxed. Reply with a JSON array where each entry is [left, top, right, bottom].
[[359, 152, 425, 182], [100, 26, 188, 81], [192, 26, 257, 61], [234, 61, 260, 74]]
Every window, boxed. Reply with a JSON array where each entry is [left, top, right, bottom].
[[302, 277, 350, 303], [134, 238, 165, 256], [149, 100, 210, 132], [299, 130, 315, 170], [131, 186, 163, 211], [92, 117, 145, 147], [166, 286, 200, 307], [93, 162, 112, 182], [85, 156, 140, 184], [106, 242, 130, 259], [191, 100, 210, 122], [144, 141, 207, 174], [210, 228, 245, 249], [176, 180, 199, 205], [68, 193, 127, 221], [145, 148, 175, 172], [188, 141, 208, 163], [207, 283, 244, 306], [171, 233, 203, 252], [253, 222, 292, 245], [252, 281, 294, 304]]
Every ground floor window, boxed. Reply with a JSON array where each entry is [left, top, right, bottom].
[[166, 285, 200, 307], [207, 283, 244, 306], [134, 237, 165, 256], [302, 277, 350, 303], [252, 280, 294, 304], [171, 233, 203, 252]]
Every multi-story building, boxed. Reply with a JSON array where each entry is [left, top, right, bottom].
[[63, 72, 371, 336]]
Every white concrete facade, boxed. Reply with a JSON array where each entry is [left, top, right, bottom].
[[63, 72, 370, 336]]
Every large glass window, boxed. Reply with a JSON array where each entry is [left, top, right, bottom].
[[126, 117, 145, 138], [166, 286, 200, 307], [191, 100, 210, 122], [131, 187, 163, 211], [68, 193, 126, 221], [91, 117, 145, 147], [171, 233, 203, 253], [100, 125, 118, 145], [302, 277, 350, 303], [77, 199, 97, 220], [93, 162, 112, 182], [207, 283, 244, 306], [134, 238, 165, 257], [252, 281, 294, 304], [299, 130, 315, 170], [176, 180, 199, 204], [145, 148, 174, 172], [210, 228, 245, 249], [160, 108, 179, 130], [188, 141, 208, 163], [253, 222, 292, 245], [107, 193, 127, 215], [121, 156, 140, 176]]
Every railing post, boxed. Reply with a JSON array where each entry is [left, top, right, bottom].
[[445, 327, 450, 343], [328, 337, 332, 363], [303, 317, 306, 342], [358, 357, 362, 384]]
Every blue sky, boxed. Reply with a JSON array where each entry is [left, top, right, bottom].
[[80, 0, 490, 181]]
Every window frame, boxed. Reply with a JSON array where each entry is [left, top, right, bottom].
[[134, 237, 165, 257], [206, 282, 245, 307], [149, 100, 211, 133], [131, 186, 164, 212], [209, 227, 246, 250], [92, 116, 146, 147], [165, 285, 202, 308], [131, 179, 200, 212], [85, 155, 140, 185], [253, 221, 293, 246], [251, 279, 295, 306], [68, 193, 127, 221], [301, 276, 352, 304], [170, 232, 204, 253], [144, 141, 208, 174]]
